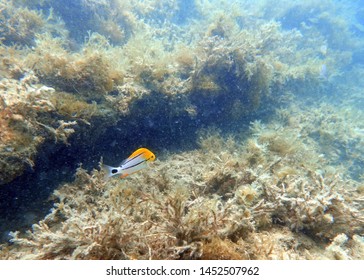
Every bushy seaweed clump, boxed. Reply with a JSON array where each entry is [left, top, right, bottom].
[[0, 0, 45, 45], [25, 33, 124, 95], [0, 0, 67, 46]]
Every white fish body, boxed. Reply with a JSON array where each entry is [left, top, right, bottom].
[[102, 148, 155, 179]]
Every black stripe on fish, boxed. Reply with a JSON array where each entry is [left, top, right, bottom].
[[120, 151, 146, 167], [121, 158, 147, 170]]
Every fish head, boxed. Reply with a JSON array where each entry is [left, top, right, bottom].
[[143, 148, 156, 162]]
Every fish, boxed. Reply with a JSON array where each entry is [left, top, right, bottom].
[[102, 148, 156, 179]]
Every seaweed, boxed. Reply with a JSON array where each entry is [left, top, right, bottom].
[[0, 0, 363, 260], [2, 116, 363, 259], [0, 0, 45, 45], [49, 92, 99, 120], [25, 33, 124, 94]]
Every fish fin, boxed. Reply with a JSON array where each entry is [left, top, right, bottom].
[[101, 164, 120, 179], [120, 173, 129, 179]]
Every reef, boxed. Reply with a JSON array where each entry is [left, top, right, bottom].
[[0, 0, 363, 259], [1, 110, 363, 259]]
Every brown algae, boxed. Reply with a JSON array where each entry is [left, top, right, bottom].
[[0, 0, 363, 259]]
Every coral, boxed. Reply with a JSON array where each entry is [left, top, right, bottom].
[[35, 120, 77, 145], [263, 173, 363, 239], [323, 234, 364, 260], [326, 234, 350, 260]]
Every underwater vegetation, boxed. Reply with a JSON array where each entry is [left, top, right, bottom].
[[0, 0, 363, 259], [0, 0, 45, 46], [1, 117, 363, 260]]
